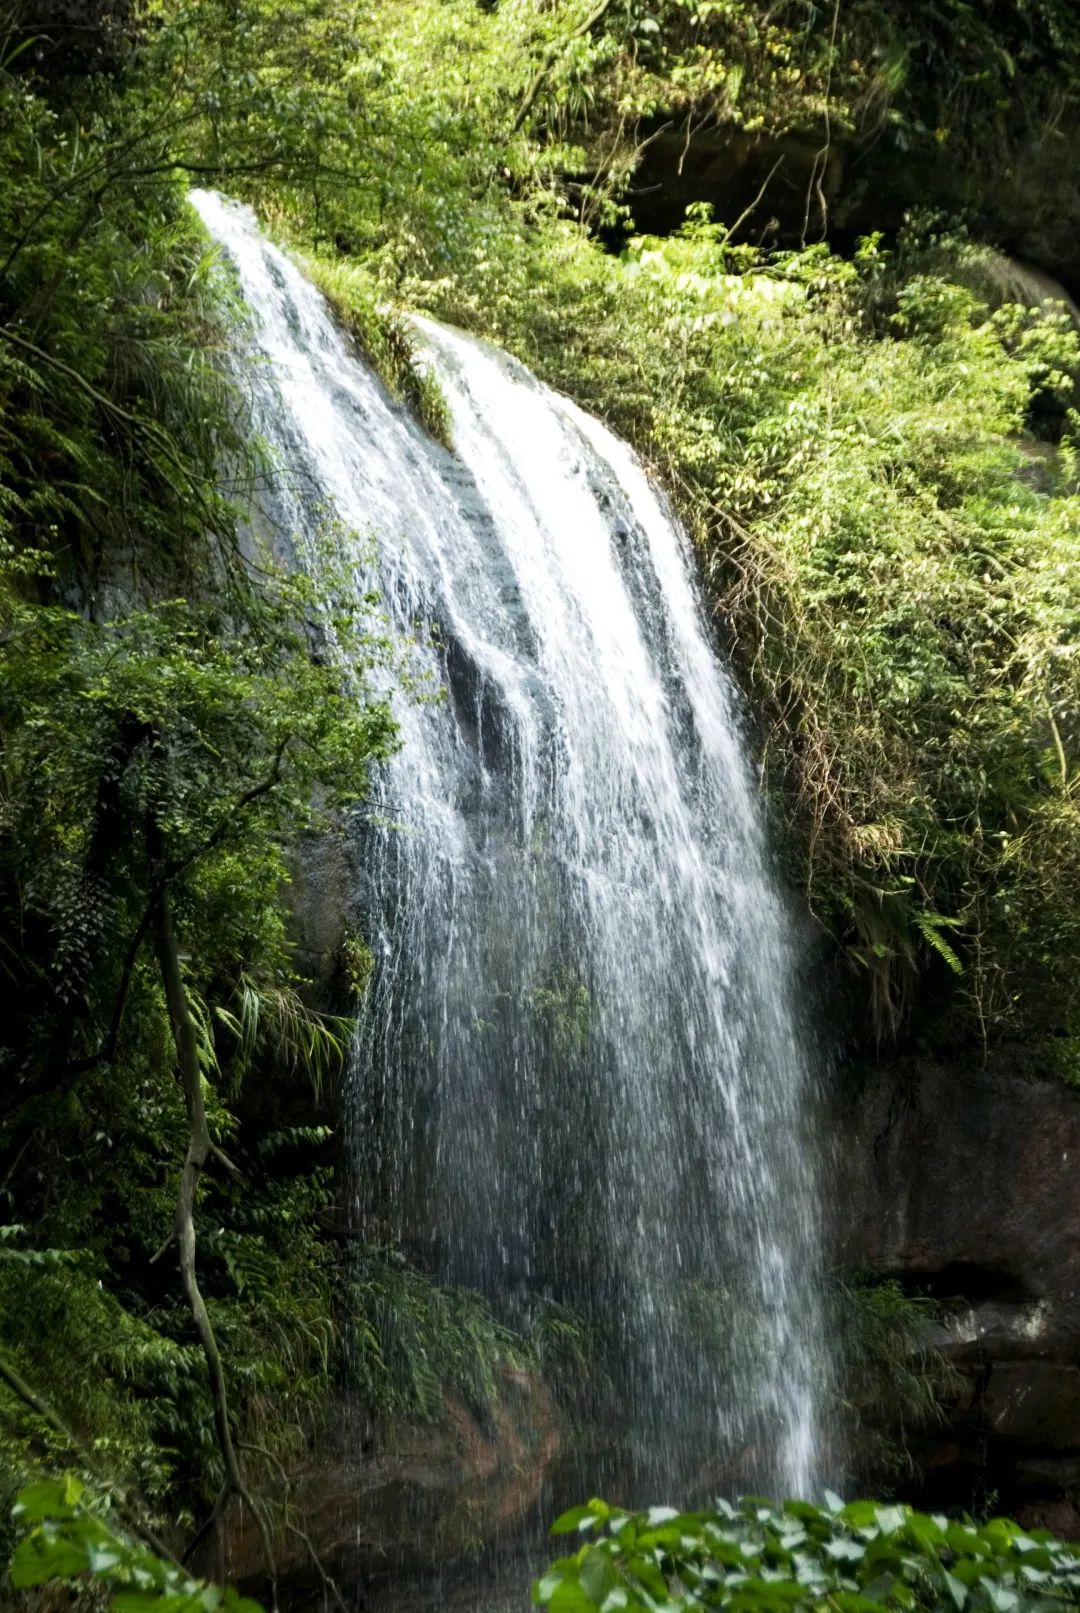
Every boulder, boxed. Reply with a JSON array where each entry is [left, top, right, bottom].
[[205, 1371, 564, 1599]]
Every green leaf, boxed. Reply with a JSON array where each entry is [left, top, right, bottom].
[[599, 1592, 628, 1613], [824, 1538, 865, 1563], [904, 1515, 946, 1552], [579, 1548, 615, 1605], [552, 1507, 599, 1536], [838, 1501, 881, 1530], [549, 1580, 599, 1613], [858, 1573, 897, 1602], [872, 1505, 908, 1535], [943, 1569, 968, 1609], [914, 911, 964, 974], [12, 1478, 83, 1521], [10, 1531, 91, 1587]]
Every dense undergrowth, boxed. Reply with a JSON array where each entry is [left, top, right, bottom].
[[1, 0, 1079, 1571], [535, 1493, 1080, 1613]]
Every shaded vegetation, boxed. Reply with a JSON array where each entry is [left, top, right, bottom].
[[833, 1276, 960, 1487]]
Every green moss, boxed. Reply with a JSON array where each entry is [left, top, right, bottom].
[[304, 256, 453, 449], [342, 933, 376, 998]]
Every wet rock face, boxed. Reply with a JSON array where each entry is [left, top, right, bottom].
[[205, 1373, 564, 1600], [837, 1048, 1080, 1522], [287, 829, 354, 1003]]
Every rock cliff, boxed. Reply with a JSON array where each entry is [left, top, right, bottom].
[[839, 1047, 1080, 1527]]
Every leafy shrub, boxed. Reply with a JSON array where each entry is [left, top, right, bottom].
[[8, 1476, 261, 1613], [535, 1494, 1080, 1612], [304, 256, 453, 447]]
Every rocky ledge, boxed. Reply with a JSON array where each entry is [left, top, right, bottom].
[[838, 1045, 1080, 1529]]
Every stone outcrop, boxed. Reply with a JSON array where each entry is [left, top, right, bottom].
[[204, 1371, 564, 1600], [287, 828, 355, 1002], [837, 1046, 1080, 1524]]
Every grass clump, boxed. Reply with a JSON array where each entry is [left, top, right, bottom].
[[833, 1274, 961, 1483], [304, 257, 453, 449]]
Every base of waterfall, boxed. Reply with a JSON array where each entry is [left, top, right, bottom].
[[197, 1374, 572, 1597]]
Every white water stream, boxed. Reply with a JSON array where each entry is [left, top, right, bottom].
[[192, 189, 827, 1504]]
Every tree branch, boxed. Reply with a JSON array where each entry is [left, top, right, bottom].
[[0, 1351, 181, 1568], [717, 155, 785, 249], [153, 879, 278, 1610], [511, 0, 616, 135], [239, 1442, 349, 1613]]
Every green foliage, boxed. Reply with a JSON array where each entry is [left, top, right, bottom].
[[193, 0, 1079, 1046], [304, 256, 453, 447], [525, 0, 1080, 248], [0, 1250, 204, 1511], [528, 1298, 599, 1408], [5, 0, 1080, 1550], [341, 933, 375, 997], [214, 975, 352, 1103], [528, 968, 592, 1063], [341, 1249, 595, 1425], [346, 1247, 524, 1421], [8, 1476, 262, 1613], [27, 0, 1072, 1045], [0, 55, 244, 581], [536, 1494, 1080, 1613], [422, 211, 1080, 1044], [0, 10, 401, 1534], [833, 1277, 960, 1482]]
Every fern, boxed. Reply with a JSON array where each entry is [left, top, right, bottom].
[[913, 910, 965, 975], [215, 974, 350, 1101]]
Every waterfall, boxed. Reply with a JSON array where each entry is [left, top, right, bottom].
[[191, 190, 828, 1503]]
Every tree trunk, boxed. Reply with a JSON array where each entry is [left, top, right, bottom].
[[154, 885, 277, 1603]]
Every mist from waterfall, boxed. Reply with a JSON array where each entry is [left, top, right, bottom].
[[191, 189, 829, 1505]]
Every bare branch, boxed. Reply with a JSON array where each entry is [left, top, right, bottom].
[[511, 0, 616, 135], [0, 1351, 182, 1568]]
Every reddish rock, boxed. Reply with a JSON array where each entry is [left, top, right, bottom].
[[1016, 1499, 1080, 1539], [200, 1372, 564, 1596]]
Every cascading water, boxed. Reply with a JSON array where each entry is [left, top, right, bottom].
[[191, 189, 828, 1506]]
